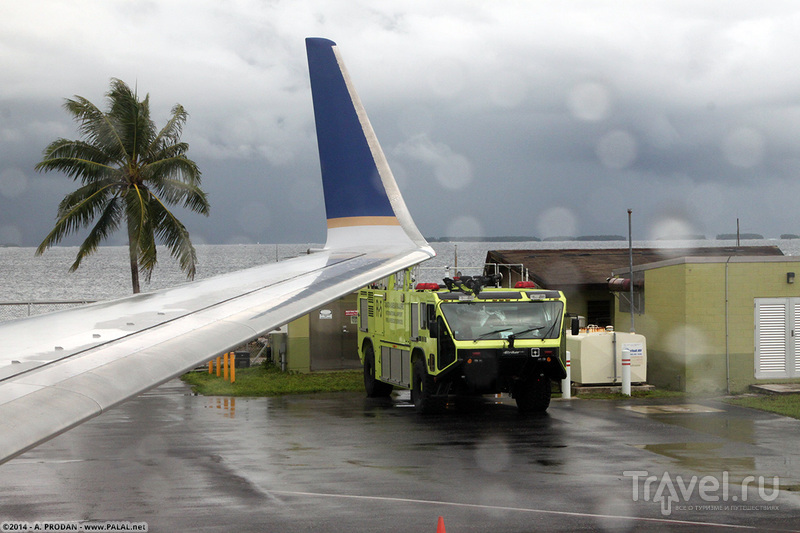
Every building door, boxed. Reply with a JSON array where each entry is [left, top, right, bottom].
[[754, 298, 800, 379], [310, 295, 361, 371]]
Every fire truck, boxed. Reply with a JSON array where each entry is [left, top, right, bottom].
[[357, 268, 570, 413]]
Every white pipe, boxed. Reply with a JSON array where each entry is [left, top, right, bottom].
[[562, 351, 571, 399], [622, 347, 631, 396]]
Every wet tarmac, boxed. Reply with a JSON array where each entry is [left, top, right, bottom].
[[2, 380, 800, 532]]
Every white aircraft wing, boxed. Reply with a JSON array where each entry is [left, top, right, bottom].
[[0, 37, 434, 464]]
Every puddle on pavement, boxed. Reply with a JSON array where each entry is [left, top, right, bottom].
[[657, 413, 756, 445], [619, 404, 723, 414], [621, 404, 757, 445], [633, 442, 756, 474], [627, 405, 761, 476]]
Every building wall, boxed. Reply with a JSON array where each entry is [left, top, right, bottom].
[[683, 263, 727, 394], [627, 263, 688, 391], [616, 259, 800, 393], [724, 261, 800, 391], [287, 314, 311, 373], [285, 294, 360, 373], [562, 287, 614, 327]]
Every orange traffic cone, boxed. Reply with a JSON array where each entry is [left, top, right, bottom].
[[437, 516, 446, 533]]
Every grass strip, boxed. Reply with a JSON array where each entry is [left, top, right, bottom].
[[182, 364, 364, 396], [725, 394, 800, 420], [573, 389, 687, 400]]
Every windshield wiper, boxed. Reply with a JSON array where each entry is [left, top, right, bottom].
[[475, 325, 547, 342], [513, 325, 545, 337], [540, 320, 559, 341], [475, 328, 512, 341]]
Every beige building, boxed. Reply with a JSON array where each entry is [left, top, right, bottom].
[[487, 246, 800, 393], [613, 255, 800, 393]]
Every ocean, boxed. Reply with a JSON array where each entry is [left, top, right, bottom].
[[2, 238, 799, 303]]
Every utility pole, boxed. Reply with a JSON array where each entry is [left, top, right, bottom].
[[628, 209, 635, 333], [736, 218, 740, 247]]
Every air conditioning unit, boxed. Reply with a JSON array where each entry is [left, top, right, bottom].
[[567, 328, 647, 385]]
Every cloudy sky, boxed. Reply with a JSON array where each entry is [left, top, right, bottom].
[[2, 1, 800, 247]]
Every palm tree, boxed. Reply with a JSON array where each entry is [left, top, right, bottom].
[[35, 78, 210, 293]]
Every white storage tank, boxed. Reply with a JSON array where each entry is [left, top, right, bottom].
[[567, 327, 647, 385]]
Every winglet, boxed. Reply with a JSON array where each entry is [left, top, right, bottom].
[[306, 38, 431, 253]]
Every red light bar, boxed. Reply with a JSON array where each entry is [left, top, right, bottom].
[[415, 283, 440, 290], [515, 281, 537, 288]]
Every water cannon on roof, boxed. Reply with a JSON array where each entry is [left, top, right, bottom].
[[442, 274, 502, 296]]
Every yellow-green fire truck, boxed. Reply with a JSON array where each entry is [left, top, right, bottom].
[[357, 268, 569, 413]]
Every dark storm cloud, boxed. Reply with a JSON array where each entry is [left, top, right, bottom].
[[3, 1, 800, 246]]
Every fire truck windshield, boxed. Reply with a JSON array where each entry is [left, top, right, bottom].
[[439, 300, 564, 341]]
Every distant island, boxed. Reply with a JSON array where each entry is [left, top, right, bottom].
[[426, 235, 627, 242], [655, 234, 707, 240], [576, 235, 626, 241], [544, 235, 626, 241], [426, 236, 541, 242], [715, 233, 764, 240]]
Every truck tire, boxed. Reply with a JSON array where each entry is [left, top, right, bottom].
[[411, 358, 437, 413], [515, 376, 551, 413], [363, 344, 393, 398]]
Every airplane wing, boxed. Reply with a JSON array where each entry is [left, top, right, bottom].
[[0, 37, 434, 464]]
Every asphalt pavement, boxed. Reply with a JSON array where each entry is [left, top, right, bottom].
[[1, 380, 799, 532]]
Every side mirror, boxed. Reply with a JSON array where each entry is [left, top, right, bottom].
[[571, 317, 580, 336]]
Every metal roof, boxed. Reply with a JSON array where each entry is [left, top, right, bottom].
[[485, 246, 784, 288]]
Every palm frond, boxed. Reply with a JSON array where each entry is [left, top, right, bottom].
[[70, 197, 123, 272], [143, 147, 203, 189], [147, 104, 188, 155], [35, 139, 118, 182], [63, 96, 127, 162], [56, 178, 116, 216], [107, 79, 156, 163], [146, 175, 210, 214], [35, 182, 116, 255], [148, 195, 198, 280]]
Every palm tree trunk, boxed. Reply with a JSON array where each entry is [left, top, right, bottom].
[[127, 222, 141, 294]]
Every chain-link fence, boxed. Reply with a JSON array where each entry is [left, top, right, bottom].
[[0, 301, 94, 323]]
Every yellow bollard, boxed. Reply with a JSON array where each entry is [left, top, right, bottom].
[[231, 354, 236, 384], [216, 356, 221, 377], [223, 352, 229, 381], [208, 361, 213, 374]]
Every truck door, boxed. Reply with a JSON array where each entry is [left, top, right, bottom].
[[436, 316, 456, 368]]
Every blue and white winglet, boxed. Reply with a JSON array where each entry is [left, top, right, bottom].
[[0, 38, 434, 464]]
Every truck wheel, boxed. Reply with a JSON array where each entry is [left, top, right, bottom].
[[364, 344, 392, 398], [515, 376, 551, 413], [411, 358, 437, 413]]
